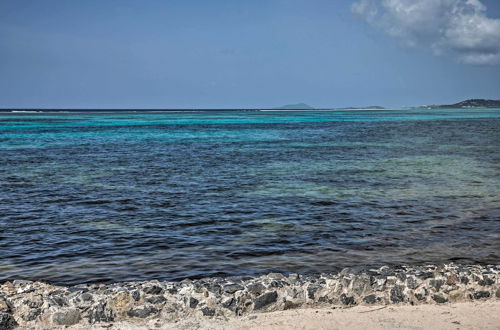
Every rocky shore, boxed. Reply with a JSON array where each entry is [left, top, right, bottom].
[[1, 264, 499, 329]]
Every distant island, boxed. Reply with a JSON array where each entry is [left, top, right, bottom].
[[273, 103, 315, 110], [418, 99, 500, 109], [272, 103, 385, 110]]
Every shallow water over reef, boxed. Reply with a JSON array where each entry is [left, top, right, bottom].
[[1, 109, 499, 284]]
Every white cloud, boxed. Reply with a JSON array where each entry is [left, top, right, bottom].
[[351, 0, 500, 65]]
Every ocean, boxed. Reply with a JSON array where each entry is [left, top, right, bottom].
[[1, 109, 499, 284]]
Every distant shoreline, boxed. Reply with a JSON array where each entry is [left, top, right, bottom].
[[1, 107, 500, 114]]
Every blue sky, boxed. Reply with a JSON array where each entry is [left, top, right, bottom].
[[1, 0, 499, 109]]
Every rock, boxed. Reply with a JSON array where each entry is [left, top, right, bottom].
[[307, 283, 321, 300], [247, 283, 266, 295], [478, 277, 495, 286], [414, 293, 425, 301], [396, 273, 407, 282], [351, 276, 370, 295], [131, 290, 140, 301], [406, 276, 418, 289], [0, 299, 11, 312], [496, 288, 500, 299], [80, 292, 94, 302], [363, 294, 378, 304], [471, 291, 490, 300], [145, 295, 166, 304], [49, 295, 68, 307], [127, 305, 159, 318], [284, 300, 302, 310], [0, 312, 17, 330], [418, 272, 434, 280], [390, 286, 406, 303], [432, 295, 448, 304], [143, 285, 164, 295], [13, 280, 33, 285], [113, 291, 131, 309], [189, 297, 199, 308], [52, 309, 81, 326], [222, 297, 236, 311], [223, 283, 244, 294], [86, 302, 115, 323], [446, 274, 459, 285], [267, 273, 286, 280], [201, 307, 216, 316], [253, 291, 278, 310], [430, 280, 444, 291], [19, 305, 42, 322], [340, 294, 356, 306]]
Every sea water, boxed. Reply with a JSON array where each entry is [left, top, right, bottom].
[[0, 109, 499, 284]]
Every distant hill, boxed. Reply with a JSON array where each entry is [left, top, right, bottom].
[[273, 103, 315, 110], [419, 99, 500, 109]]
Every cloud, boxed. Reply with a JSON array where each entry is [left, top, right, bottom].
[[351, 0, 500, 65]]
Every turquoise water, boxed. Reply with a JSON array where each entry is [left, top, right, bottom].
[[1, 109, 499, 284]]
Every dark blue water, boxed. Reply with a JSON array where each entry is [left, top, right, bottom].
[[1, 109, 499, 284]]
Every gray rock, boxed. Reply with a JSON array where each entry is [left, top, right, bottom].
[[496, 288, 500, 299], [472, 291, 490, 300], [363, 294, 378, 304], [253, 291, 278, 310], [268, 273, 286, 280], [127, 305, 159, 318], [145, 295, 166, 304], [49, 295, 68, 307], [340, 294, 356, 306], [430, 280, 444, 291], [0, 312, 17, 330], [432, 295, 448, 304], [52, 309, 81, 326], [478, 277, 495, 286], [79, 292, 93, 302], [201, 307, 216, 316], [189, 297, 199, 308], [414, 293, 425, 301], [20, 308, 42, 321], [406, 276, 418, 290], [247, 283, 266, 295], [351, 276, 370, 295], [86, 302, 115, 323], [131, 290, 140, 301], [307, 283, 321, 300], [143, 285, 164, 295], [222, 297, 236, 311], [223, 283, 244, 294], [390, 286, 406, 303], [418, 272, 434, 279]]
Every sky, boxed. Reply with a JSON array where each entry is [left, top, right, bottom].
[[1, 0, 500, 109]]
